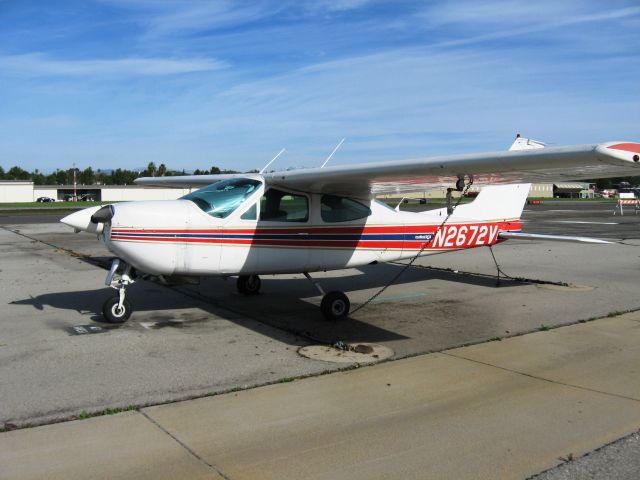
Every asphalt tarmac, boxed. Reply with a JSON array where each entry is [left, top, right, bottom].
[[1, 201, 639, 478]]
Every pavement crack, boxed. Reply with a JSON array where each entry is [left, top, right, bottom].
[[442, 352, 640, 403], [139, 410, 233, 480]]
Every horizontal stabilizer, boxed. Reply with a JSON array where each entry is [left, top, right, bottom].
[[499, 231, 612, 244]]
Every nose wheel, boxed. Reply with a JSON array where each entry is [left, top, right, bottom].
[[102, 295, 132, 323], [102, 258, 135, 323]]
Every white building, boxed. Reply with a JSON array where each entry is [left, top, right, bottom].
[[0, 181, 35, 202], [0, 181, 192, 203], [33, 184, 193, 202]]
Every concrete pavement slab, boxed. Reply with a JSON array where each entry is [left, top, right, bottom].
[[447, 313, 640, 401], [0, 412, 222, 480], [143, 317, 640, 480], [0, 226, 325, 427], [3, 316, 640, 479]]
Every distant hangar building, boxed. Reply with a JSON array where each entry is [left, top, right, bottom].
[[0, 181, 35, 203], [0, 181, 192, 203], [0, 181, 593, 203]]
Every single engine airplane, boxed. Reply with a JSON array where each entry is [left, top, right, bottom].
[[61, 137, 640, 323]]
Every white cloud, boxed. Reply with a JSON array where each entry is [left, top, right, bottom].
[[421, 0, 579, 26], [100, 0, 284, 37], [101, 0, 375, 38], [0, 53, 226, 76], [419, 3, 640, 48], [145, 2, 278, 36], [308, 0, 374, 13]]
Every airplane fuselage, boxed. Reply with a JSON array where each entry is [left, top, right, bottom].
[[102, 197, 520, 277]]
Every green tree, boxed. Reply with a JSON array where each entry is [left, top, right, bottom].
[[113, 168, 125, 184], [32, 169, 46, 185], [210, 166, 221, 174], [7, 166, 30, 180], [79, 167, 95, 185], [102, 172, 115, 185], [0, 166, 5, 179], [55, 169, 68, 184], [145, 162, 157, 177], [158, 163, 167, 176]]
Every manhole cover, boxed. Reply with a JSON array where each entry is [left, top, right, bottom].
[[298, 343, 394, 364]]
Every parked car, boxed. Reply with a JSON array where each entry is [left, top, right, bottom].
[[36, 197, 56, 202]]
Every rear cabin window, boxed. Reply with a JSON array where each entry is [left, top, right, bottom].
[[182, 178, 261, 219], [260, 189, 308, 222], [321, 195, 371, 223]]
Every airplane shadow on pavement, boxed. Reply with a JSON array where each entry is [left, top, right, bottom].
[[11, 258, 526, 346]]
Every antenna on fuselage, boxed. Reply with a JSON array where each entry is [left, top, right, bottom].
[[259, 148, 286, 174], [321, 138, 345, 168]]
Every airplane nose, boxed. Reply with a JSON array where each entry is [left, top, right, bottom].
[[60, 205, 107, 233]]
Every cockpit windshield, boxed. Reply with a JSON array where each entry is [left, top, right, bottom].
[[181, 178, 262, 218]]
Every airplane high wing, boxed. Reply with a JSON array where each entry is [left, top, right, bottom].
[[135, 142, 640, 197]]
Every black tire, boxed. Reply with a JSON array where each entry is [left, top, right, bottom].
[[102, 296, 132, 323], [320, 291, 350, 321], [237, 275, 261, 295]]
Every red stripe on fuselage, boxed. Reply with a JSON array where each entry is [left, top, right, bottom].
[[111, 221, 521, 236], [110, 220, 522, 251]]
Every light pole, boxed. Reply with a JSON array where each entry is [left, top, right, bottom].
[[73, 163, 77, 201]]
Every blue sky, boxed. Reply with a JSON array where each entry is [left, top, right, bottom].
[[1, 0, 639, 173]]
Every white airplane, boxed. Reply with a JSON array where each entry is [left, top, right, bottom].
[[61, 137, 640, 323]]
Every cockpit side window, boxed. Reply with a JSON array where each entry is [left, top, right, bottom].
[[240, 202, 257, 220], [182, 178, 262, 219], [321, 195, 371, 223], [259, 189, 308, 222]]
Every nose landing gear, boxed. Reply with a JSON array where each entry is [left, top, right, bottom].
[[102, 258, 134, 323]]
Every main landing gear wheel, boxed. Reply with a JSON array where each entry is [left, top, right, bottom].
[[102, 296, 132, 323], [321, 291, 350, 321], [237, 275, 261, 295]]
